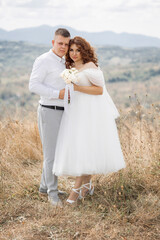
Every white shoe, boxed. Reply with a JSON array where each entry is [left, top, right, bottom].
[[48, 196, 63, 207], [66, 187, 82, 204], [81, 180, 94, 198]]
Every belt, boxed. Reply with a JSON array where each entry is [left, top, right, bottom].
[[40, 104, 64, 111]]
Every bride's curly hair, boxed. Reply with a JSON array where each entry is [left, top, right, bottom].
[[65, 36, 98, 69]]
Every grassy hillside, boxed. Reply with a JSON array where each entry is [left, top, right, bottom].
[[0, 105, 159, 239]]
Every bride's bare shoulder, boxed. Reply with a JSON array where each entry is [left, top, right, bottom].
[[84, 62, 98, 69]]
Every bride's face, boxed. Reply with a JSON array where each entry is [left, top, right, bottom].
[[69, 44, 82, 62]]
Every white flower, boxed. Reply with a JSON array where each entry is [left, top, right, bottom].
[[60, 68, 79, 84]]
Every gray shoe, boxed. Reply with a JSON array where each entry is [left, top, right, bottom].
[[48, 195, 63, 207], [58, 190, 67, 195], [39, 188, 66, 196], [39, 188, 47, 195]]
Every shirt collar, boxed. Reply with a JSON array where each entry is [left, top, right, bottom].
[[49, 49, 65, 63]]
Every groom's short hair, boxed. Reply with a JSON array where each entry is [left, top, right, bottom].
[[54, 28, 70, 38]]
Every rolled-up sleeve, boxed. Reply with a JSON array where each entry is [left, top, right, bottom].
[[29, 58, 60, 99]]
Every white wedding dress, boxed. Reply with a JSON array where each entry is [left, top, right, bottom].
[[52, 68, 126, 176]]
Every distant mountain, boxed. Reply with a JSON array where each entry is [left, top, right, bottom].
[[0, 25, 160, 48]]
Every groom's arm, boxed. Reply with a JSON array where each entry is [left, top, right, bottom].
[[73, 84, 103, 95], [29, 57, 65, 99]]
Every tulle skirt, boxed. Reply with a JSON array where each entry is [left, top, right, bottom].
[[52, 88, 126, 176]]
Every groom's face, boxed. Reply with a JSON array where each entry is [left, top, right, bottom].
[[52, 35, 70, 58]]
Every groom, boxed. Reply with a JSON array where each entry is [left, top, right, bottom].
[[29, 28, 70, 206]]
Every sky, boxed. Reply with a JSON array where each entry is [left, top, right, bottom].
[[0, 0, 160, 38]]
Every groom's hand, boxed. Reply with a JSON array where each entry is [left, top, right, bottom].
[[59, 89, 65, 99]]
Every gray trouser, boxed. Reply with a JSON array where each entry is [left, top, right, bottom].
[[37, 105, 63, 197]]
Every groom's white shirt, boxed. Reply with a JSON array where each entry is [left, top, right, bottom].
[[29, 49, 66, 106]]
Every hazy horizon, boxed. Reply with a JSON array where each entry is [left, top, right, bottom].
[[1, 24, 160, 41]]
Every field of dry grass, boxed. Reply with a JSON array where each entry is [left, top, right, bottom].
[[0, 101, 160, 239]]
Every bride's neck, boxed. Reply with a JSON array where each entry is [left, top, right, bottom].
[[74, 60, 84, 70]]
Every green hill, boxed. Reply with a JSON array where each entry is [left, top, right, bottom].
[[0, 41, 160, 118]]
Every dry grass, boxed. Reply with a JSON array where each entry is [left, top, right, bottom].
[[0, 101, 160, 240]]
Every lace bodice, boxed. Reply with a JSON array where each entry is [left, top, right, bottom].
[[77, 68, 105, 87]]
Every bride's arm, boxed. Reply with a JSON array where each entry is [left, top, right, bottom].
[[73, 84, 103, 95], [73, 62, 104, 95]]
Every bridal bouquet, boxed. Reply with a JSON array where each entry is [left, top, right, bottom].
[[60, 68, 79, 84], [60, 68, 79, 110]]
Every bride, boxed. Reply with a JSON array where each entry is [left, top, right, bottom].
[[52, 36, 126, 204]]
